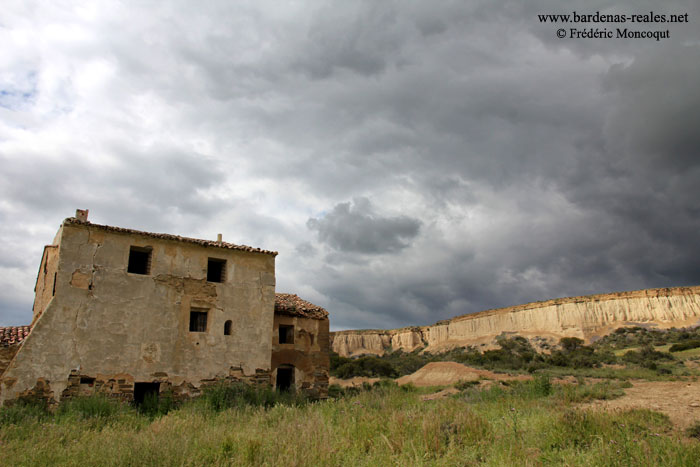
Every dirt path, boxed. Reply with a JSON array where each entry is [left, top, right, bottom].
[[584, 380, 700, 430]]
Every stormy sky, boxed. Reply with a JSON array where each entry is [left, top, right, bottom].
[[1, 1, 699, 330]]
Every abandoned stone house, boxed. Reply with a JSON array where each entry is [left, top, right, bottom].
[[0, 210, 329, 406]]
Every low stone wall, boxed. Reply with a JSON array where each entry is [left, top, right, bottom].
[[3, 366, 271, 407]]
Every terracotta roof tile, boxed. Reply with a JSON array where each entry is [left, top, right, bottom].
[[275, 293, 328, 320], [64, 218, 278, 256], [0, 325, 31, 347]]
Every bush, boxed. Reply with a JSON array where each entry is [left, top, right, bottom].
[[556, 381, 626, 403], [328, 384, 345, 399], [58, 394, 122, 419], [202, 382, 307, 411], [532, 374, 552, 397], [333, 355, 400, 379], [138, 391, 177, 417], [0, 399, 50, 425], [686, 421, 700, 439], [669, 340, 700, 352], [455, 379, 480, 391], [622, 344, 675, 368]]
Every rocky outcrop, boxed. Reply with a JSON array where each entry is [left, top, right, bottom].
[[330, 286, 700, 357]]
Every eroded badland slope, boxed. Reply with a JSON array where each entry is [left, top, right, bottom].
[[331, 286, 700, 357]]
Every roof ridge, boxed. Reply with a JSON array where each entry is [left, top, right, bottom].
[[64, 218, 278, 256]]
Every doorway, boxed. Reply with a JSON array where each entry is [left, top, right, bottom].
[[133, 382, 160, 406], [276, 366, 294, 392]]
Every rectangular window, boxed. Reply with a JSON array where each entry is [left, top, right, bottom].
[[279, 325, 294, 344], [80, 377, 95, 386], [207, 258, 226, 283], [128, 246, 152, 275], [189, 309, 208, 332]]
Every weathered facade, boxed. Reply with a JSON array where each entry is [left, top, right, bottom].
[[272, 294, 330, 399], [0, 211, 329, 406]]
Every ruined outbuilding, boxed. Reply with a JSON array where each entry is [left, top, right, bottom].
[[0, 210, 329, 406], [273, 294, 330, 399]]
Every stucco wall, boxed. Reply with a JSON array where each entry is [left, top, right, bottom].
[[271, 314, 330, 398], [1, 220, 276, 404], [32, 244, 59, 324]]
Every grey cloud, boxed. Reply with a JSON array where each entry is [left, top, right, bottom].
[[307, 198, 421, 254], [2, 0, 700, 331]]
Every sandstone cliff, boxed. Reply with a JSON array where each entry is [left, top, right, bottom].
[[330, 286, 700, 357]]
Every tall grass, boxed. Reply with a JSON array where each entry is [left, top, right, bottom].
[[1, 381, 698, 465]]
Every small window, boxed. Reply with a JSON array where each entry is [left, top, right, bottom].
[[128, 246, 152, 275], [207, 258, 226, 283], [189, 309, 208, 332], [79, 376, 96, 396], [52, 272, 57, 296], [80, 377, 95, 386], [224, 320, 232, 336], [279, 325, 294, 344]]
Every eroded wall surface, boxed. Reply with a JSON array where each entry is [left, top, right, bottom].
[[32, 245, 59, 324], [1, 221, 276, 405], [331, 286, 700, 357], [271, 314, 329, 398], [0, 345, 21, 377]]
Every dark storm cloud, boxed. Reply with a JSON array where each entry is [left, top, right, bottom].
[[307, 198, 421, 254], [2, 0, 699, 330], [603, 46, 700, 171]]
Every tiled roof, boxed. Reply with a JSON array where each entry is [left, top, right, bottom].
[[0, 326, 31, 347], [275, 293, 329, 320], [64, 218, 278, 256]]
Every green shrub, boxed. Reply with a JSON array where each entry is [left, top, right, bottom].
[[0, 399, 50, 425], [137, 391, 177, 417], [202, 382, 307, 411], [328, 384, 345, 399], [556, 381, 626, 403], [669, 340, 700, 352], [58, 394, 122, 419], [686, 421, 700, 439], [455, 379, 480, 391], [532, 374, 552, 397]]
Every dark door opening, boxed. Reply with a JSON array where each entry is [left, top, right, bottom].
[[133, 382, 160, 406], [276, 367, 294, 392]]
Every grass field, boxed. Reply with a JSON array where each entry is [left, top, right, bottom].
[[2, 379, 699, 466]]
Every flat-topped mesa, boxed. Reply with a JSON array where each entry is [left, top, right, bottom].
[[330, 286, 700, 357]]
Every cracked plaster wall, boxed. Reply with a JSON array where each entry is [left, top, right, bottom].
[[1, 221, 276, 404]]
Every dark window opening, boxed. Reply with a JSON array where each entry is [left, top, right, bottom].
[[207, 258, 226, 283], [276, 366, 294, 392], [52, 272, 57, 296], [80, 377, 95, 387], [128, 246, 152, 275], [309, 334, 314, 346], [224, 320, 232, 336], [189, 309, 208, 332], [133, 382, 160, 406], [279, 325, 294, 344]]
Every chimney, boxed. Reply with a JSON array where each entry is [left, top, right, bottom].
[[217, 233, 223, 244], [75, 209, 89, 222]]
